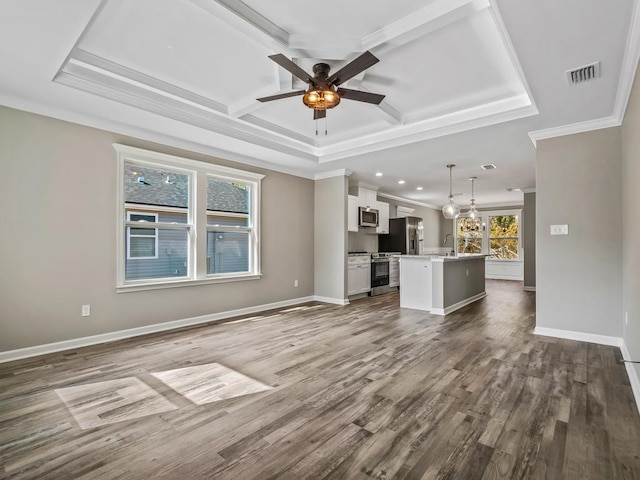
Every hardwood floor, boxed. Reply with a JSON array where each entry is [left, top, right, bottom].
[[1, 280, 639, 479]]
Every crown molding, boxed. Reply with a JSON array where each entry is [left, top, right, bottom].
[[0, 94, 318, 180], [314, 169, 352, 180], [528, 115, 620, 147], [613, 0, 640, 121], [377, 192, 439, 210]]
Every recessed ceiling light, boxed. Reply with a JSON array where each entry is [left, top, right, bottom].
[[398, 180, 405, 184], [416, 186, 423, 191], [481, 163, 497, 170], [375, 172, 383, 177]]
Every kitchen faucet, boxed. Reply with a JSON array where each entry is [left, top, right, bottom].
[[443, 233, 452, 245]]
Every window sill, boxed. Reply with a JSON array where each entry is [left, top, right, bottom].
[[486, 258, 522, 262], [117, 273, 262, 293]]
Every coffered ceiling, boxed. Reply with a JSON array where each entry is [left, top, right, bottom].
[[1, 0, 638, 207]]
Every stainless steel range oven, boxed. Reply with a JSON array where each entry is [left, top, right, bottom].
[[370, 252, 400, 296]]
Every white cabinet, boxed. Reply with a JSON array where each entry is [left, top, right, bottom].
[[348, 195, 359, 232], [348, 256, 371, 296], [357, 187, 378, 209], [376, 201, 389, 234]]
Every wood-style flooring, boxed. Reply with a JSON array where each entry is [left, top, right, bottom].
[[1, 280, 639, 479]]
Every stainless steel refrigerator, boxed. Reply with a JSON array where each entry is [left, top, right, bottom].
[[378, 216, 423, 254]]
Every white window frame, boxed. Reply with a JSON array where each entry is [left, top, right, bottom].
[[454, 208, 523, 261], [126, 211, 158, 260], [115, 144, 264, 292], [487, 210, 522, 261]]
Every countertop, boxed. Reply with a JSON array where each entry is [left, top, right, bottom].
[[398, 254, 488, 262]]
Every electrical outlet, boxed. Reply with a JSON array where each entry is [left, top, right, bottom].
[[550, 224, 569, 235], [294, 280, 299, 287], [466, 269, 469, 277], [81, 304, 91, 317]]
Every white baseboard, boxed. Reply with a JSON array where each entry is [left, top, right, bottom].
[[313, 295, 349, 305], [523, 286, 536, 292], [431, 292, 487, 316], [621, 341, 640, 416], [0, 295, 317, 364], [533, 327, 623, 347], [485, 275, 524, 281]]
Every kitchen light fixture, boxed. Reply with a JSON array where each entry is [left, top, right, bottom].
[[460, 176, 483, 230], [466, 177, 481, 220], [442, 164, 461, 219], [375, 172, 383, 177], [416, 186, 423, 191], [398, 180, 405, 184]]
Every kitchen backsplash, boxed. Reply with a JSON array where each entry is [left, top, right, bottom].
[[348, 231, 378, 253]]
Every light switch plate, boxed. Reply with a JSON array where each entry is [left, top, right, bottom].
[[550, 224, 569, 235]]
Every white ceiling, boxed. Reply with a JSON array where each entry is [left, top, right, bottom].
[[1, 0, 638, 208]]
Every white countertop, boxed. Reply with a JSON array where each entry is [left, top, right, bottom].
[[398, 254, 488, 262]]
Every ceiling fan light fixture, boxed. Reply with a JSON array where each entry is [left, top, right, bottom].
[[303, 87, 340, 110]]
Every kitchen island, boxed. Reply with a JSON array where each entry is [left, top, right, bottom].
[[398, 255, 486, 315]]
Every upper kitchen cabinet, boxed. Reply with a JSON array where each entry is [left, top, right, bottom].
[[376, 201, 390, 234], [348, 195, 359, 232], [355, 187, 377, 209]]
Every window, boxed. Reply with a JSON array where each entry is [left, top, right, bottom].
[[127, 212, 158, 259], [489, 214, 519, 259], [115, 145, 264, 291], [456, 217, 483, 255]]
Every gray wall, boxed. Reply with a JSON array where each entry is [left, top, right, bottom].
[[523, 192, 536, 288], [536, 127, 622, 337], [0, 107, 315, 352], [314, 176, 348, 301], [621, 64, 640, 380]]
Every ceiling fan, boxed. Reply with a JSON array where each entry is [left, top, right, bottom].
[[257, 51, 385, 120]]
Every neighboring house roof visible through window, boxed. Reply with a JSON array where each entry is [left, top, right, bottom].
[[124, 165, 249, 213]]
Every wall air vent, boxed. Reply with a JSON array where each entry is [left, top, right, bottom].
[[566, 61, 600, 85], [481, 163, 497, 170]]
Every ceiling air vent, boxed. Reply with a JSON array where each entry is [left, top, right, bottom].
[[566, 61, 600, 85], [481, 163, 497, 170]]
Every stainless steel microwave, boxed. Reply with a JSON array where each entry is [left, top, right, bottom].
[[359, 207, 379, 227]]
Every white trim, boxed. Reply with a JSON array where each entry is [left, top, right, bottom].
[[431, 291, 486, 316], [117, 273, 262, 293], [376, 192, 439, 210], [528, 116, 620, 147], [523, 286, 536, 292], [533, 327, 623, 347], [314, 169, 352, 180], [621, 341, 640, 416], [313, 296, 350, 305], [521, 188, 536, 194], [0, 296, 317, 364], [613, 0, 640, 122]]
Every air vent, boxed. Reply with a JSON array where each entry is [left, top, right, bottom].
[[481, 164, 497, 170], [566, 61, 600, 85]]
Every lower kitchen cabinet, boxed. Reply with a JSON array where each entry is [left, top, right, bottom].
[[348, 256, 371, 295]]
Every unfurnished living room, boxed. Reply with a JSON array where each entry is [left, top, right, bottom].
[[1, 1, 640, 479]]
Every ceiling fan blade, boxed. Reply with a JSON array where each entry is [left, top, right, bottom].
[[314, 109, 326, 120], [257, 90, 306, 102], [268, 54, 314, 84], [327, 51, 380, 87], [336, 88, 385, 105]]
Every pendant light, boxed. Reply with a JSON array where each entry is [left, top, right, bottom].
[[459, 176, 484, 232], [442, 164, 461, 219], [467, 176, 481, 220]]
